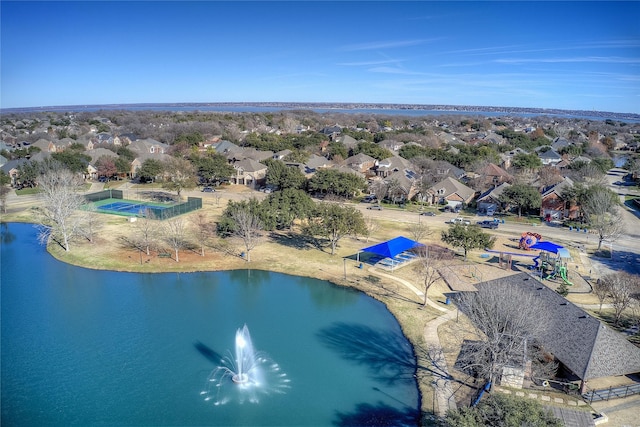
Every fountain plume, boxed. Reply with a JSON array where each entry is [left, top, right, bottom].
[[201, 324, 289, 405]]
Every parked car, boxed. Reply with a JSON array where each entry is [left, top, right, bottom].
[[362, 195, 377, 203], [420, 211, 436, 216], [367, 205, 383, 210], [477, 220, 498, 229], [202, 187, 215, 193], [448, 217, 470, 225]]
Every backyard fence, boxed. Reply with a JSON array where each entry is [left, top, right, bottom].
[[84, 189, 123, 203], [582, 383, 640, 403], [146, 197, 202, 220]]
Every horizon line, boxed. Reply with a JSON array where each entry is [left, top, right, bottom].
[[1, 101, 638, 119]]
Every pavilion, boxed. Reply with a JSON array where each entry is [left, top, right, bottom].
[[358, 236, 424, 271]]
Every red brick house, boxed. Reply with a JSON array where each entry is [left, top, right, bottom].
[[540, 177, 580, 221]]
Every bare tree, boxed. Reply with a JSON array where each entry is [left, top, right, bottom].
[[408, 221, 432, 243], [362, 216, 378, 243], [592, 279, 610, 313], [231, 207, 263, 262], [35, 167, 86, 252], [453, 280, 550, 388], [582, 187, 623, 251], [191, 211, 215, 256], [413, 245, 452, 307], [79, 204, 102, 243], [133, 214, 157, 256], [601, 272, 640, 325], [163, 217, 188, 262], [162, 157, 198, 200], [369, 180, 388, 206]]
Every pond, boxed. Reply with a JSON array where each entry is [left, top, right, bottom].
[[1, 223, 420, 426]]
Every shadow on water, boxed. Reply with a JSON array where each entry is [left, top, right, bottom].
[[333, 401, 420, 427], [1, 222, 16, 244], [316, 322, 416, 387], [194, 341, 224, 365]]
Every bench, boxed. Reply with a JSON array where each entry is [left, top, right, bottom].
[[158, 253, 172, 258]]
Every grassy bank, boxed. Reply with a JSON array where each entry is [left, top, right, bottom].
[[2, 201, 450, 420]]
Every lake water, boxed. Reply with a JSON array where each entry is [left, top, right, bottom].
[[5, 103, 637, 122], [1, 223, 420, 426]]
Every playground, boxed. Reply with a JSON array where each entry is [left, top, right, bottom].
[[446, 231, 593, 294]]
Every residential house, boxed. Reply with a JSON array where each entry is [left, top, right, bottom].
[[378, 139, 404, 152], [551, 137, 571, 152], [85, 163, 98, 180], [0, 158, 28, 186], [231, 159, 267, 189], [53, 137, 76, 152], [433, 161, 466, 181], [84, 147, 118, 164], [332, 134, 358, 151], [31, 138, 57, 153], [571, 156, 592, 166], [500, 147, 528, 170], [344, 153, 376, 174], [540, 177, 578, 221], [95, 132, 114, 145], [0, 131, 17, 146], [29, 151, 51, 163], [468, 273, 640, 393], [334, 165, 366, 180], [437, 132, 458, 145], [538, 149, 563, 166], [118, 133, 138, 145], [427, 177, 476, 208], [382, 169, 420, 203], [130, 152, 171, 178], [230, 147, 273, 163], [0, 141, 13, 152], [475, 163, 513, 191], [375, 156, 413, 178], [303, 154, 334, 176], [0, 154, 7, 168], [128, 138, 169, 156], [273, 149, 293, 161], [476, 182, 511, 214], [482, 131, 506, 145], [320, 125, 342, 137]]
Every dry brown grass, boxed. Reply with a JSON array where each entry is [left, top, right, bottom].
[[0, 193, 606, 419]]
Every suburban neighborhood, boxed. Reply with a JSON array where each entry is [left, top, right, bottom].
[[2, 107, 640, 426]]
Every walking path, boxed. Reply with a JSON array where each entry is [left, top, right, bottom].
[[367, 267, 457, 417], [423, 310, 459, 416]]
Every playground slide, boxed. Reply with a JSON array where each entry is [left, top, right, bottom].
[[559, 266, 573, 285], [531, 256, 540, 270]]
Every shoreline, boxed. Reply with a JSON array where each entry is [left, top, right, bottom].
[[2, 216, 441, 421]]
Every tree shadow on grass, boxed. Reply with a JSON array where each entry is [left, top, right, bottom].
[[333, 401, 421, 427], [592, 248, 640, 275], [269, 231, 317, 251]]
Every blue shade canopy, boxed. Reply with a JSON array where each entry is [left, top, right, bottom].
[[361, 236, 424, 258], [530, 241, 565, 253]]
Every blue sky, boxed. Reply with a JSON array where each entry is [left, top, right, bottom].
[[1, 1, 639, 113]]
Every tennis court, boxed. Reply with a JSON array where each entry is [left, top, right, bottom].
[[91, 198, 170, 218]]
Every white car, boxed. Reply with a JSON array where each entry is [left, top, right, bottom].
[[448, 217, 470, 225]]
